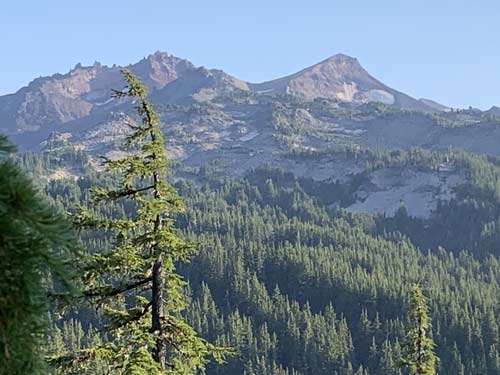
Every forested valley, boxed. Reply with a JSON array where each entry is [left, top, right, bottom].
[[2, 73, 500, 375]]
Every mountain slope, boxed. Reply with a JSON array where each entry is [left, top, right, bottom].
[[0, 51, 194, 134], [151, 67, 249, 104], [1, 51, 449, 139], [419, 98, 451, 112], [250, 54, 436, 112]]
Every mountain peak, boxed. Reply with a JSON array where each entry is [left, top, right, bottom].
[[250, 53, 381, 101], [250, 54, 435, 111], [146, 50, 177, 62], [129, 51, 194, 89], [150, 50, 169, 58], [322, 53, 359, 63], [0, 51, 199, 134], [303, 54, 365, 75]]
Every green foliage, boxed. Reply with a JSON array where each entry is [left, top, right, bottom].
[[13, 126, 500, 374], [51, 70, 227, 374], [36, 149, 500, 374], [369, 148, 500, 258], [401, 286, 437, 375], [0, 134, 16, 154], [0, 135, 77, 375]]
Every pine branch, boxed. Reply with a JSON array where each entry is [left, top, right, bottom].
[[83, 276, 153, 298], [96, 184, 156, 202]]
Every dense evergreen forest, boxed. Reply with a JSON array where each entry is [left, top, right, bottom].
[[3, 73, 500, 374], [9, 136, 499, 374]]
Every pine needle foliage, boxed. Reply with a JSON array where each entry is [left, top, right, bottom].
[[52, 70, 226, 374], [401, 285, 438, 375], [0, 135, 77, 375]]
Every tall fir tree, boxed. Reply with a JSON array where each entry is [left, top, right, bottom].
[[0, 135, 77, 375], [401, 285, 438, 375], [52, 70, 226, 374]]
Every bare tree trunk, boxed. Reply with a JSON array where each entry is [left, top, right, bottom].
[[151, 256, 166, 368]]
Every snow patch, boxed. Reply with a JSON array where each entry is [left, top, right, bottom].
[[368, 90, 395, 105]]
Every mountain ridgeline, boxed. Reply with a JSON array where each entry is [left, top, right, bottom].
[[2, 53, 500, 374], [0, 52, 436, 137]]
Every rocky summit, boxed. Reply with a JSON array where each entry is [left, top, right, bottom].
[[2, 51, 500, 219], [0, 51, 437, 138]]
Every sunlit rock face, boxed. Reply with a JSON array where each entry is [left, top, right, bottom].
[[0, 51, 195, 134], [249, 54, 432, 111], [0, 51, 443, 138]]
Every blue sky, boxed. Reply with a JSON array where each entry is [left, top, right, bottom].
[[1, 0, 499, 109]]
